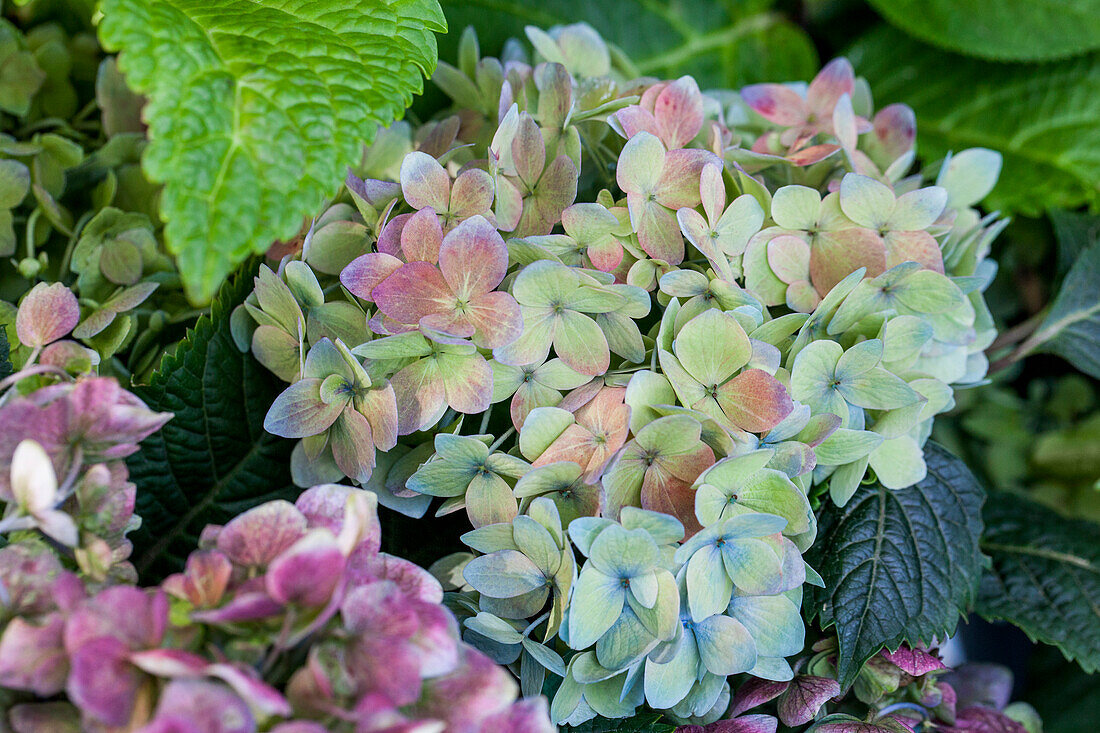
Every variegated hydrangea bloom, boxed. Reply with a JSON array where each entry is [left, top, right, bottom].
[[240, 22, 1005, 728]]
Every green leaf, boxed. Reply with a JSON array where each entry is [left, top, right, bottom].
[[98, 0, 446, 302], [977, 491, 1100, 673], [850, 27, 1100, 216], [804, 442, 985, 688], [1051, 210, 1100, 278], [437, 0, 799, 88], [1027, 243, 1100, 379], [0, 329, 11, 381], [867, 0, 1100, 61], [126, 264, 299, 579], [565, 712, 676, 733]]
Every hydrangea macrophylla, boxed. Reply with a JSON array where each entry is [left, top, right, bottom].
[[226, 23, 1009, 727], [616, 131, 718, 264], [264, 337, 398, 483], [741, 58, 866, 153], [660, 309, 794, 436], [613, 76, 705, 151], [491, 106, 580, 237], [367, 215, 523, 348], [399, 150, 494, 230]]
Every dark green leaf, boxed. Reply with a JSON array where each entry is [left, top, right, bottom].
[[850, 27, 1100, 216], [437, 0, 798, 88], [805, 443, 985, 688], [566, 712, 676, 732], [867, 0, 1100, 61], [127, 264, 298, 579], [98, 0, 446, 302], [1024, 645, 1100, 733], [977, 491, 1100, 673], [1050, 210, 1100, 279], [0, 329, 11, 381], [1027, 243, 1100, 379]]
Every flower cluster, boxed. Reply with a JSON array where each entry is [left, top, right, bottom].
[[236, 22, 1005, 727], [0, 468, 554, 731]]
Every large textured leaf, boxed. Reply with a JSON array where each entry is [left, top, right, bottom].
[[98, 0, 446, 302], [127, 265, 298, 579], [851, 28, 1100, 216], [437, 0, 816, 89], [1026, 243, 1100, 379], [977, 491, 1100, 673], [805, 442, 985, 688], [867, 0, 1100, 61], [566, 713, 676, 733]]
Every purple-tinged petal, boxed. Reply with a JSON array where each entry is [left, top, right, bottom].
[[807, 58, 854, 117], [882, 645, 946, 676], [66, 636, 143, 727], [777, 675, 842, 726], [655, 76, 704, 149], [0, 615, 67, 696], [809, 228, 886, 295], [347, 170, 400, 209], [416, 648, 517, 731], [376, 212, 411, 256], [702, 714, 780, 733], [149, 679, 256, 733], [631, 198, 683, 264], [613, 106, 659, 140], [162, 550, 232, 607], [329, 408, 376, 484], [356, 381, 399, 452], [351, 552, 445, 604], [884, 230, 944, 273], [207, 663, 292, 717], [129, 648, 208, 677], [16, 282, 80, 348], [832, 93, 857, 150], [192, 592, 284, 624], [656, 148, 719, 209], [450, 167, 495, 220], [373, 261, 453, 325], [400, 207, 444, 263], [511, 114, 547, 186], [871, 104, 916, 164], [466, 290, 523, 349], [945, 707, 1028, 733], [265, 529, 347, 606], [391, 357, 447, 434], [741, 84, 807, 126], [296, 483, 381, 555], [439, 215, 509, 297], [787, 143, 841, 167], [264, 379, 344, 439], [441, 351, 494, 414], [716, 369, 794, 433], [216, 500, 307, 568], [478, 696, 555, 733], [401, 151, 451, 211], [730, 677, 789, 716]]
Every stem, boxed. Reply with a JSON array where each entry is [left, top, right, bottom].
[[488, 426, 515, 453], [987, 307, 1052, 375]]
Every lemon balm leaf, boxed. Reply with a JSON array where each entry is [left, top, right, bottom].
[[98, 0, 446, 302]]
